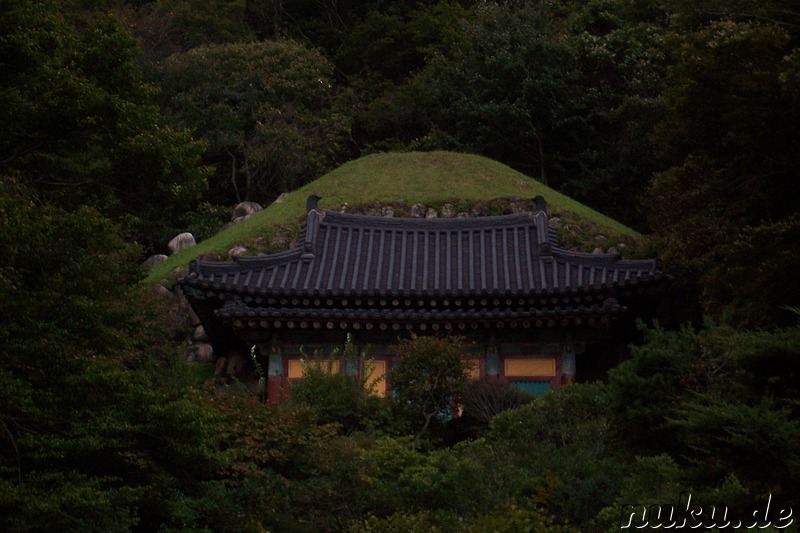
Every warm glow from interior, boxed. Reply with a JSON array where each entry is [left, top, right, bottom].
[[504, 358, 556, 377], [363, 359, 387, 396], [287, 358, 341, 379], [464, 358, 480, 379]]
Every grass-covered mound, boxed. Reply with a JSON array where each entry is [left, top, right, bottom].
[[147, 151, 641, 283]]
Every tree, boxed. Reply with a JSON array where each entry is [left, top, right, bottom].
[[0, 0, 209, 250], [0, 178, 226, 530], [158, 39, 352, 204], [289, 336, 391, 433], [645, 14, 800, 327], [489, 382, 625, 528], [123, 0, 254, 63], [414, 1, 669, 226], [390, 335, 471, 442], [606, 320, 800, 509]]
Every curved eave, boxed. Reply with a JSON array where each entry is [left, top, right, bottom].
[[220, 302, 623, 332], [181, 269, 666, 299]]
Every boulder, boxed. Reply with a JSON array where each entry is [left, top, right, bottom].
[[272, 193, 288, 205], [365, 204, 383, 217], [192, 325, 209, 342], [548, 217, 562, 229], [167, 232, 196, 255], [196, 252, 223, 262], [232, 201, 262, 221], [469, 204, 489, 217], [226, 351, 250, 378], [188, 342, 215, 363], [228, 245, 247, 257], [510, 197, 528, 214], [381, 206, 395, 218], [441, 203, 456, 217], [270, 233, 289, 250], [188, 307, 201, 327], [214, 356, 228, 377], [153, 284, 172, 298], [411, 203, 426, 218], [142, 254, 168, 270], [425, 208, 438, 219]]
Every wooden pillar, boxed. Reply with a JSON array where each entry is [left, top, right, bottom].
[[561, 341, 576, 385], [267, 338, 283, 404], [485, 343, 499, 378]]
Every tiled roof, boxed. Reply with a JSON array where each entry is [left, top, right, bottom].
[[182, 199, 662, 299], [217, 300, 624, 323]]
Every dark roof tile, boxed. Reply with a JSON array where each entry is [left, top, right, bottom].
[[183, 200, 661, 298]]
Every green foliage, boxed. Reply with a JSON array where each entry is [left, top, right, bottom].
[[5, 1, 800, 529], [290, 337, 393, 433], [606, 322, 698, 450], [146, 151, 640, 283], [390, 336, 472, 442], [606, 321, 800, 507], [471, 504, 578, 533], [592, 454, 685, 529], [0, 0, 209, 250], [645, 14, 800, 327], [415, 1, 669, 226], [352, 510, 444, 533], [158, 39, 352, 205], [460, 377, 533, 432], [353, 435, 541, 523], [183, 201, 231, 242], [489, 383, 626, 526], [128, 0, 253, 63], [209, 394, 380, 531], [0, 179, 230, 530], [165, 0, 252, 45]]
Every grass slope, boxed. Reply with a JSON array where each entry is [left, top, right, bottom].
[[147, 151, 639, 283]]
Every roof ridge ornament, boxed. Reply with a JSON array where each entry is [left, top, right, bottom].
[[531, 196, 552, 256], [306, 194, 322, 213], [533, 195, 547, 215], [302, 195, 324, 259]]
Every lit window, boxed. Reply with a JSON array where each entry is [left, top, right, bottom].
[[464, 358, 481, 379], [362, 359, 387, 396], [504, 358, 556, 377], [287, 358, 341, 379]]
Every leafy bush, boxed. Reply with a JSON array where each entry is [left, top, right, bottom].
[[289, 336, 392, 433], [606, 322, 698, 451], [488, 383, 626, 527], [605, 320, 800, 515], [390, 335, 471, 442], [183, 201, 231, 243], [460, 377, 533, 432], [290, 363, 392, 434]]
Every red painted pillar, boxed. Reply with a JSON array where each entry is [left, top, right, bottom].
[[267, 345, 284, 404], [561, 342, 576, 386], [267, 375, 283, 405]]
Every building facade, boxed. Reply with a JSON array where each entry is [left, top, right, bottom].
[[181, 195, 665, 403]]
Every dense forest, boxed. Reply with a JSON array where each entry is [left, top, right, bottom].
[[1, 0, 799, 530]]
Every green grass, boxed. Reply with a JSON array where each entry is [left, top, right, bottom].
[[146, 151, 640, 283]]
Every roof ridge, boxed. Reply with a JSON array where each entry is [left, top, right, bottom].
[[320, 209, 537, 228]]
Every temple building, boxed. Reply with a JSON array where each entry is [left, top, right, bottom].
[[180, 195, 665, 403]]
